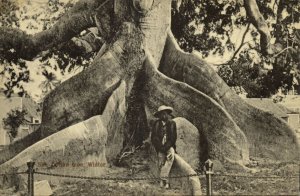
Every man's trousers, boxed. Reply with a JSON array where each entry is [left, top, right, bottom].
[[158, 147, 175, 183]]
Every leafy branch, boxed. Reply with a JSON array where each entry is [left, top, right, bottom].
[[2, 108, 28, 141]]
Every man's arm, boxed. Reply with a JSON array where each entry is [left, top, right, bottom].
[[151, 121, 163, 152]]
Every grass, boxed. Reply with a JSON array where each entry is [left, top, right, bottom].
[[0, 150, 299, 195]]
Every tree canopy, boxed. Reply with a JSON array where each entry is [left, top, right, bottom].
[[0, 0, 299, 98], [172, 0, 300, 97]]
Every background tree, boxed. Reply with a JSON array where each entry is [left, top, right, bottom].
[[2, 109, 27, 142], [172, 0, 299, 97]]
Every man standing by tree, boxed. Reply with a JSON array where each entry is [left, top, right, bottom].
[[151, 105, 177, 189]]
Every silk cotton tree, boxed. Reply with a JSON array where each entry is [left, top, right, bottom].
[[0, 0, 298, 170]]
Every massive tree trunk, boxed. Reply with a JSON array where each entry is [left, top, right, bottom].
[[144, 55, 249, 167], [0, 0, 298, 176]]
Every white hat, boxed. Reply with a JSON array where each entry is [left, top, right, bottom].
[[154, 105, 173, 117]]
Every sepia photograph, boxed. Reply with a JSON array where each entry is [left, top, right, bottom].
[[0, 0, 299, 195]]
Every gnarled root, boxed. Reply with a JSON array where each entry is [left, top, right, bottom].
[[159, 31, 299, 162], [174, 154, 202, 195], [0, 31, 131, 164], [144, 54, 249, 167], [0, 80, 127, 177], [41, 41, 125, 137]]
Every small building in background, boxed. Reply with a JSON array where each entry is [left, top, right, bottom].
[[0, 90, 41, 149], [246, 97, 300, 140], [279, 96, 300, 134], [246, 98, 291, 121]]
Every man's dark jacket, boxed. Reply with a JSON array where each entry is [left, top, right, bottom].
[[151, 119, 177, 153]]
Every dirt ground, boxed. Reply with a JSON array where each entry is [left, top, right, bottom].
[[0, 149, 299, 195], [51, 159, 299, 196]]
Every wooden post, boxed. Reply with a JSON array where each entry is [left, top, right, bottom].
[[27, 161, 35, 196], [205, 159, 213, 196]]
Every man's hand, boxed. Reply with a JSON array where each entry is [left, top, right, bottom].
[[167, 150, 173, 160]]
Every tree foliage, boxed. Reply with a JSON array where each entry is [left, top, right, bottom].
[[0, 0, 97, 96], [0, 0, 299, 98], [172, 0, 300, 97], [2, 108, 27, 140], [171, 0, 244, 56]]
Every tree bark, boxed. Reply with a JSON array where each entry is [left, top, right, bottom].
[[160, 31, 299, 161], [0, 80, 127, 176], [41, 22, 144, 138], [274, 0, 284, 43], [174, 154, 202, 195], [244, 0, 272, 55], [0, 0, 111, 60], [52, 28, 104, 58], [144, 54, 249, 166], [41, 47, 123, 137]]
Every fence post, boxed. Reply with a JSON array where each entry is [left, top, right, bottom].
[[27, 161, 35, 196], [205, 159, 213, 196]]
